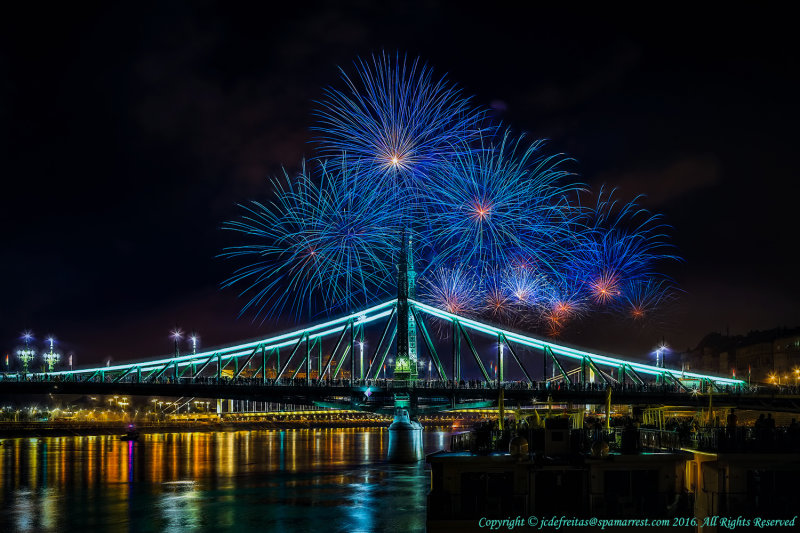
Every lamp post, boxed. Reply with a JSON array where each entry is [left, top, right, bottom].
[[43, 337, 60, 372], [17, 331, 35, 373], [654, 342, 668, 369], [171, 329, 183, 357], [358, 341, 364, 382], [190, 334, 198, 354]]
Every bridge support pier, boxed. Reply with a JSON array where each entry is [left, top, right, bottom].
[[387, 408, 423, 463]]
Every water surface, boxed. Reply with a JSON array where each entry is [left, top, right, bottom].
[[0, 428, 451, 532]]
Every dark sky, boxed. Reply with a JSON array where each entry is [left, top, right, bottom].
[[1, 2, 798, 367]]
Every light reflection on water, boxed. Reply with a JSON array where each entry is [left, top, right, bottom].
[[0, 428, 450, 532]]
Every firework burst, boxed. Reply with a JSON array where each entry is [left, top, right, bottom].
[[220, 159, 399, 320], [424, 131, 576, 270], [481, 270, 515, 324], [570, 187, 678, 307], [589, 270, 622, 305], [540, 276, 589, 335], [420, 266, 481, 315], [223, 55, 680, 330], [314, 52, 489, 196], [619, 277, 677, 322]]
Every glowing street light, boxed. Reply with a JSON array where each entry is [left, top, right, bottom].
[[43, 337, 61, 372], [171, 329, 183, 356], [17, 331, 36, 373], [654, 342, 669, 369], [190, 334, 199, 354], [358, 340, 364, 381]]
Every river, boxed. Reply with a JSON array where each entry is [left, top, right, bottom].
[[0, 428, 452, 532]]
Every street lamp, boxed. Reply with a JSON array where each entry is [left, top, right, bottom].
[[171, 329, 183, 356], [499, 343, 504, 382], [17, 331, 36, 373], [43, 337, 61, 372], [358, 341, 364, 382], [654, 342, 669, 369], [190, 334, 198, 354]]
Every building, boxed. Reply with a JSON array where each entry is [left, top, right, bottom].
[[682, 328, 800, 384], [427, 417, 800, 532]]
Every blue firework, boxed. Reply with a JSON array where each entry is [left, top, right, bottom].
[[222, 54, 680, 330], [220, 159, 399, 320], [481, 269, 515, 324], [419, 266, 481, 316], [423, 131, 577, 271], [571, 187, 678, 306], [619, 277, 678, 321], [539, 276, 590, 335], [313, 52, 490, 198]]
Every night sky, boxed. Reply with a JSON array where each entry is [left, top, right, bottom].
[[2, 3, 798, 367]]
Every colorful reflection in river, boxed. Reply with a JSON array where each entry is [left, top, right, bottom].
[[0, 428, 450, 532]]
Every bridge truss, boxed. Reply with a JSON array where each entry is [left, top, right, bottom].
[[3, 299, 743, 392]]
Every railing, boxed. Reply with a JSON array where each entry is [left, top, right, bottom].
[[0, 373, 751, 396], [637, 426, 800, 453], [448, 425, 800, 455], [639, 428, 683, 451]]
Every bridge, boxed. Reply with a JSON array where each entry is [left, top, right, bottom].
[[1, 236, 753, 412]]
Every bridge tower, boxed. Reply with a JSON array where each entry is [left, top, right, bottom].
[[393, 230, 418, 383]]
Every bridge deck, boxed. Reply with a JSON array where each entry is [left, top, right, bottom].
[[1, 380, 797, 413]]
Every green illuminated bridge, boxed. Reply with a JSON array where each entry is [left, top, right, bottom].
[[2, 237, 775, 412], [0, 296, 765, 410]]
